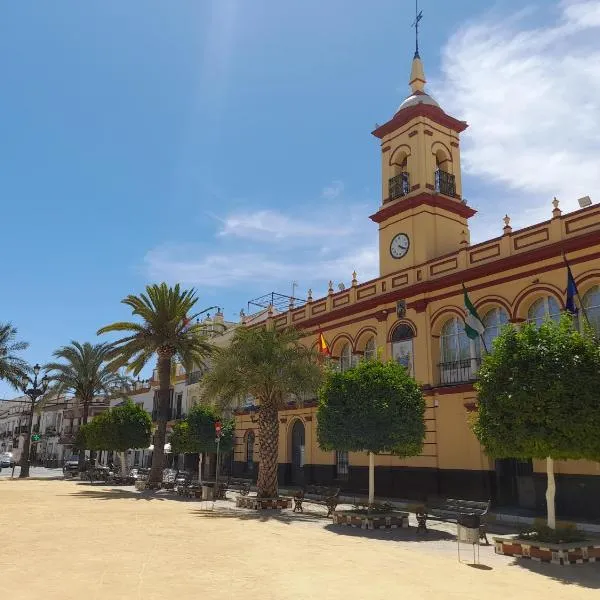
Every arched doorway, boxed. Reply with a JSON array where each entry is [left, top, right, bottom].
[[290, 420, 305, 486]]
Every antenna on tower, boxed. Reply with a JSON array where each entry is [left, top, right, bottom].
[[412, 0, 423, 58]]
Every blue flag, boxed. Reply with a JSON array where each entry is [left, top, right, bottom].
[[566, 264, 579, 314]]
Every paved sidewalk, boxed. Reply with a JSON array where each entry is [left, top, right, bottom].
[[1, 479, 598, 600]]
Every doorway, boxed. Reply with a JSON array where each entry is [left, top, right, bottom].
[[495, 459, 536, 510], [290, 420, 305, 486]]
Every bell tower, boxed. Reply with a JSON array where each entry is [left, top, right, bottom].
[[370, 46, 476, 277]]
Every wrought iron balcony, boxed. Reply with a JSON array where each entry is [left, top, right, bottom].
[[438, 358, 481, 386], [435, 169, 456, 197], [186, 370, 203, 385], [388, 172, 410, 201]]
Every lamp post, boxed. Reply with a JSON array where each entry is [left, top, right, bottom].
[[19, 364, 49, 478]]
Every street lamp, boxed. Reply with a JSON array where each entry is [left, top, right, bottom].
[[19, 363, 49, 478]]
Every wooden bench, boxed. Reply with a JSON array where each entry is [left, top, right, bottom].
[[416, 497, 490, 544], [293, 485, 341, 517]]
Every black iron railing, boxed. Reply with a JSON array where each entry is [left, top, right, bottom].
[[388, 172, 410, 200], [435, 169, 456, 197], [186, 370, 203, 385], [438, 358, 481, 385]]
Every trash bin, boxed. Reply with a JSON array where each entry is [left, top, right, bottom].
[[457, 513, 480, 544], [202, 484, 214, 501]]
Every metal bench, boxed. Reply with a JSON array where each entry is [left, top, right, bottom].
[[293, 485, 341, 517], [225, 478, 252, 497], [416, 497, 490, 544]]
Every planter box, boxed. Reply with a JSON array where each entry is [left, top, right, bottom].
[[236, 496, 292, 510], [134, 480, 147, 491], [494, 536, 600, 565], [333, 511, 409, 530]]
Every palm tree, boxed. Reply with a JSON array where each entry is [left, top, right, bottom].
[[97, 283, 215, 486], [44, 341, 130, 469], [0, 323, 29, 390], [202, 326, 322, 498]]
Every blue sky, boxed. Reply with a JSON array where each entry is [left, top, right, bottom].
[[2, 0, 600, 397]]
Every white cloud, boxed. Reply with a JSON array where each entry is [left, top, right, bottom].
[[435, 0, 600, 226], [321, 180, 344, 200], [217, 209, 352, 240], [144, 242, 378, 289]]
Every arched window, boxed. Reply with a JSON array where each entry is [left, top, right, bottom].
[[439, 317, 479, 384], [246, 431, 255, 472], [481, 307, 509, 352], [527, 296, 560, 327], [340, 343, 352, 372], [363, 337, 377, 361], [582, 285, 600, 336], [391, 324, 414, 375]]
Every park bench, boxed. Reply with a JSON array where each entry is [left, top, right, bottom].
[[225, 478, 253, 497], [415, 497, 490, 544], [293, 485, 341, 517]]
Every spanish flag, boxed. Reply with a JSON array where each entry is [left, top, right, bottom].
[[317, 331, 330, 355]]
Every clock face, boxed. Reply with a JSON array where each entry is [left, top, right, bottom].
[[390, 233, 410, 259]]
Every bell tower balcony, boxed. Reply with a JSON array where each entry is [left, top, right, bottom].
[[388, 172, 410, 202]]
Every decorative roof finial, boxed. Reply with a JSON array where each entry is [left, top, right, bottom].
[[503, 214, 512, 234], [552, 196, 561, 218], [307, 288, 313, 301], [412, 0, 423, 59], [328, 280, 334, 294], [409, 2, 426, 95], [351, 271, 358, 287]]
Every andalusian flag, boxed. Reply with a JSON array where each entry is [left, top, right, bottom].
[[317, 332, 330, 355], [462, 284, 485, 340]]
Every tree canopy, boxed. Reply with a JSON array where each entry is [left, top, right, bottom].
[[317, 360, 426, 456], [0, 323, 29, 390], [81, 400, 152, 452], [97, 283, 215, 375], [473, 314, 600, 461], [169, 403, 234, 455]]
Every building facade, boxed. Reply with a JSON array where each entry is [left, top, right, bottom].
[[233, 52, 600, 519]]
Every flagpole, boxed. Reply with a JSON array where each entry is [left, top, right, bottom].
[[562, 252, 592, 330]]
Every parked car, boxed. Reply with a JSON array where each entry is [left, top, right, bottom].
[[0, 452, 15, 468], [62, 459, 80, 478]]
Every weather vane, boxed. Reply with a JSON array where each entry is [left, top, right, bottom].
[[412, 0, 423, 58]]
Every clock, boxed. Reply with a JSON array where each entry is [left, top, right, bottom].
[[390, 233, 410, 259]]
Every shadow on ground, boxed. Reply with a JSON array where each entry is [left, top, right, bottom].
[[509, 557, 600, 589], [63, 487, 191, 502], [323, 522, 455, 543], [191, 507, 328, 525]]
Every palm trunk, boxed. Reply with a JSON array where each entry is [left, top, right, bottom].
[[256, 400, 279, 498], [148, 352, 172, 486], [18, 398, 36, 478]]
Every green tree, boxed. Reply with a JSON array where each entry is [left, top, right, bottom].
[[0, 323, 29, 389], [44, 341, 130, 469], [318, 360, 426, 505], [203, 327, 322, 498], [473, 314, 600, 529], [170, 403, 234, 482], [81, 401, 152, 476], [98, 283, 216, 487]]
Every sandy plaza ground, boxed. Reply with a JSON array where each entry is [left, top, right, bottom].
[[0, 478, 599, 600]]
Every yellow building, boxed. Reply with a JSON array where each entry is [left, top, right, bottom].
[[233, 51, 600, 519]]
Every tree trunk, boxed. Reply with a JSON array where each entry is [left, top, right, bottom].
[[148, 352, 173, 486], [18, 398, 36, 478], [120, 451, 129, 478], [546, 456, 556, 529], [368, 452, 375, 506], [256, 400, 279, 498], [198, 453, 203, 485], [78, 398, 91, 471]]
